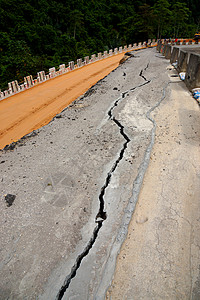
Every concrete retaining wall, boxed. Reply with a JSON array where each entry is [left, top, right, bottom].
[[177, 50, 188, 73], [157, 40, 200, 91], [170, 47, 179, 64], [165, 45, 172, 59], [185, 53, 200, 90]]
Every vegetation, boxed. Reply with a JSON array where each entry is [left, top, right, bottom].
[[0, 0, 199, 90]]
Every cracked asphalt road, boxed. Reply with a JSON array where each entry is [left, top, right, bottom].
[[0, 48, 199, 300], [106, 65, 200, 299]]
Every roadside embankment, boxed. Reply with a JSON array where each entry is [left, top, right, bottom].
[[157, 42, 200, 91]]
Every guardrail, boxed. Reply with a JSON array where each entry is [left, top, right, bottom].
[[156, 39, 200, 93], [0, 39, 157, 101]]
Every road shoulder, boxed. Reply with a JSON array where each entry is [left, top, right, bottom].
[[106, 69, 200, 299]]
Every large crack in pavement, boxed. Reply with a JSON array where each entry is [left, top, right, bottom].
[[56, 63, 152, 300]]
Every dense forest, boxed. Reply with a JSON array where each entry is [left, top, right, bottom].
[[0, 0, 199, 90]]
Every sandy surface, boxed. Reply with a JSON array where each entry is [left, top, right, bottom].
[[106, 68, 200, 299], [0, 53, 124, 149]]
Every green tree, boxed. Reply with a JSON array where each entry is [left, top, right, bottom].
[[136, 4, 155, 40], [153, 0, 172, 38], [172, 2, 190, 38], [68, 10, 84, 39]]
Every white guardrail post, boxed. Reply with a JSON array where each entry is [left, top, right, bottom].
[[103, 51, 108, 58], [37, 71, 46, 83], [77, 59, 82, 68], [69, 61, 75, 71], [59, 64, 66, 74], [49, 67, 56, 78], [84, 56, 89, 65], [98, 52, 102, 60]]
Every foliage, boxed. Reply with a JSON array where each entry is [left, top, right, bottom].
[[0, 0, 199, 90]]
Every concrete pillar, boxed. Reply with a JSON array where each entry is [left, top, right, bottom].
[[123, 45, 127, 51], [98, 52, 102, 60], [133, 43, 137, 47], [7, 81, 19, 94], [24, 76, 33, 87], [128, 44, 132, 50], [77, 59, 82, 67], [157, 43, 162, 52], [156, 40, 161, 51], [109, 49, 113, 56], [118, 47, 122, 53], [177, 50, 189, 73], [170, 47, 179, 64], [12, 81, 19, 92], [0, 90, 4, 100], [15, 80, 20, 91], [49, 67, 56, 78], [69, 61, 75, 70], [59, 64, 66, 72], [103, 51, 108, 57], [185, 53, 200, 90], [114, 48, 118, 54], [160, 44, 164, 54], [165, 45, 172, 59], [4, 90, 8, 97], [162, 44, 167, 55], [84, 56, 89, 64], [37, 71, 46, 82], [20, 84, 25, 91], [8, 83, 13, 94], [90, 54, 96, 62], [91, 54, 96, 62]]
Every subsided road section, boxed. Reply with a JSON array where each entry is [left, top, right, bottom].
[[0, 48, 199, 300], [0, 53, 124, 149]]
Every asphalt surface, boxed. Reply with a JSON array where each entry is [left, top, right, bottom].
[[0, 47, 199, 300]]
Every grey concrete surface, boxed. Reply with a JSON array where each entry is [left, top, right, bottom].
[[0, 48, 197, 300], [177, 50, 188, 73], [106, 67, 200, 300], [170, 47, 180, 64]]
